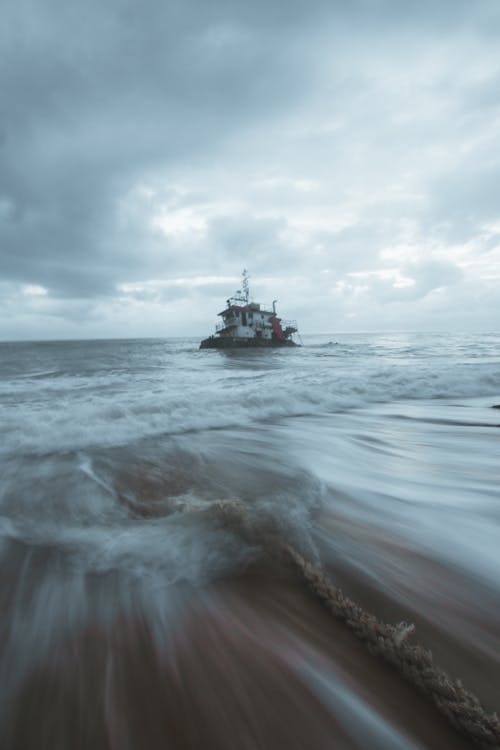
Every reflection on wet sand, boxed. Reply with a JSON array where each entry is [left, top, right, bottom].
[[3, 560, 474, 750]]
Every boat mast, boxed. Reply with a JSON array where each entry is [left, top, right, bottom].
[[242, 269, 250, 305]]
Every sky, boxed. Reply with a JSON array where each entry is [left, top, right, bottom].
[[1, 0, 500, 340]]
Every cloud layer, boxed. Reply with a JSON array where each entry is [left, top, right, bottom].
[[1, 0, 500, 338]]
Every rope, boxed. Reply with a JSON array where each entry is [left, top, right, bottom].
[[211, 500, 500, 748], [285, 544, 500, 749]]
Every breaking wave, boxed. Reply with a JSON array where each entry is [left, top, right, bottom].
[[1, 333, 500, 456]]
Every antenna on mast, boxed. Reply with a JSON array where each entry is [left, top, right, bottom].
[[242, 269, 250, 304]]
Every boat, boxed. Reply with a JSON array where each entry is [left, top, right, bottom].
[[200, 271, 300, 349]]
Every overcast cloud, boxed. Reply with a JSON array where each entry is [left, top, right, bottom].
[[1, 0, 500, 339]]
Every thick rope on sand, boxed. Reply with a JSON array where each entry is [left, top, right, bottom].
[[285, 544, 500, 749], [211, 500, 500, 749]]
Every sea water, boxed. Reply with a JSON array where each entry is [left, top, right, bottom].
[[0, 332, 499, 748]]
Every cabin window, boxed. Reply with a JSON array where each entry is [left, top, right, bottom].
[[242, 312, 247, 325]]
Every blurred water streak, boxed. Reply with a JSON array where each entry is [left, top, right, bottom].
[[0, 333, 498, 748]]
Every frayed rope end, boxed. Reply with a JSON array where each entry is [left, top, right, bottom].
[[394, 621, 416, 647]]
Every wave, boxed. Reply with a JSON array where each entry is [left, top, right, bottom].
[[2, 333, 500, 457], [1, 357, 500, 456]]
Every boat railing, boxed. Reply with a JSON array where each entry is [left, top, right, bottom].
[[257, 305, 297, 319], [258, 303, 276, 314], [216, 321, 237, 332], [216, 313, 297, 333]]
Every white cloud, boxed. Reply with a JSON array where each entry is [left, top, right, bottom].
[[22, 284, 48, 297]]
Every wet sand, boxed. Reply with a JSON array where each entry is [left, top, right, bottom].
[[1, 550, 480, 750]]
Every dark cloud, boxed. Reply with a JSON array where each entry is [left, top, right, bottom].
[[1, 0, 327, 297], [1, 0, 500, 337]]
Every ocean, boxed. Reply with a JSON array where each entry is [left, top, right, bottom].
[[1, 332, 499, 749]]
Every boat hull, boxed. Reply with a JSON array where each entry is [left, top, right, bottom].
[[200, 336, 298, 349]]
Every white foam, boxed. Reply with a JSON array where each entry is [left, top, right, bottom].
[[1, 362, 499, 458], [0, 508, 254, 585]]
